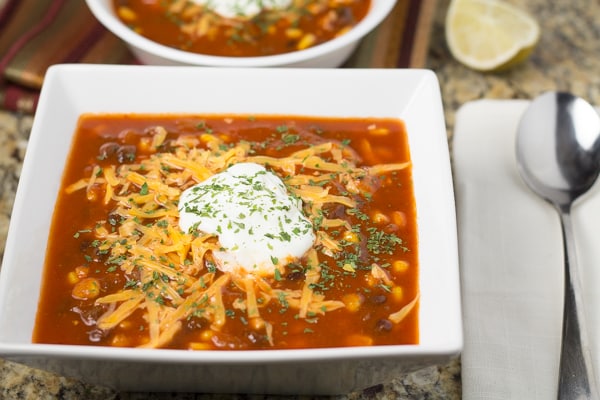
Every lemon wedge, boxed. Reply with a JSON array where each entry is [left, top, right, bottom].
[[445, 0, 540, 72]]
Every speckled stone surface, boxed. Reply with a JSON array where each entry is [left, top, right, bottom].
[[0, 0, 598, 398]]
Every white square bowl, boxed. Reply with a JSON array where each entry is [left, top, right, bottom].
[[0, 65, 461, 394]]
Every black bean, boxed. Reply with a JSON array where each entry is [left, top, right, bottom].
[[117, 145, 137, 163], [369, 294, 387, 304], [97, 142, 137, 164], [98, 142, 120, 160], [185, 316, 205, 331], [286, 271, 305, 281], [375, 318, 393, 333], [107, 212, 120, 226]]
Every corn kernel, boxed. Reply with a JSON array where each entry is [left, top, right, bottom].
[[71, 277, 100, 300], [250, 317, 265, 331], [346, 334, 373, 346], [285, 28, 303, 39], [297, 33, 316, 50], [392, 211, 407, 228], [189, 342, 212, 350], [342, 293, 363, 312], [372, 211, 390, 224], [364, 273, 377, 287], [200, 133, 218, 144], [118, 321, 132, 329], [391, 286, 404, 302], [393, 260, 409, 273], [67, 271, 79, 285], [138, 137, 152, 152], [367, 126, 390, 136], [200, 330, 214, 341], [342, 230, 359, 243], [195, 15, 210, 37], [111, 334, 130, 347], [117, 6, 137, 23], [335, 26, 352, 37]]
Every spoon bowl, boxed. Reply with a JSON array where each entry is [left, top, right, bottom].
[[516, 91, 600, 399], [516, 92, 600, 207]]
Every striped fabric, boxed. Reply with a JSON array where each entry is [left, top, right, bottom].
[[0, 0, 436, 114]]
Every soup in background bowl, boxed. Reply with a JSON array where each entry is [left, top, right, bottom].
[[112, 0, 372, 58], [85, 0, 397, 67]]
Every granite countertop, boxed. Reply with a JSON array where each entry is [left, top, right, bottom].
[[0, 0, 599, 398]]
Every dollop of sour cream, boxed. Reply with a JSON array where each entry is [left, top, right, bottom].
[[190, 0, 292, 19], [178, 163, 315, 276]]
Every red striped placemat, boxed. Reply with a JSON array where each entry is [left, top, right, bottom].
[[0, 0, 436, 114]]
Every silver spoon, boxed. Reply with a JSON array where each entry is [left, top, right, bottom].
[[516, 91, 600, 399]]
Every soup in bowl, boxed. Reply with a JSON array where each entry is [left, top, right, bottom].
[[34, 113, 420, 352]]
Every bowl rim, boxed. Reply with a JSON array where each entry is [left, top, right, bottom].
[[84, 0, 397, 67], [0, 341, 460, 363]]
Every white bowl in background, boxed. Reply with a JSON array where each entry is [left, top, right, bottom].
[[0, 65, 461, 394], [84, 0, 397, 67]]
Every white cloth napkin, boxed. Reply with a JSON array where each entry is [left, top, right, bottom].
[[452, 99, 600, 399]]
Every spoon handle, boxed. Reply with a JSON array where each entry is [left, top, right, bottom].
[[558, 207, 599, 399]]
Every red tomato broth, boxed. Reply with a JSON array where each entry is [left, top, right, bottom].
[[33, 114, 419, 350], [112, 0, 372, 57]]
